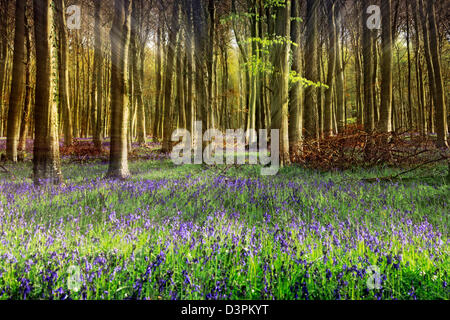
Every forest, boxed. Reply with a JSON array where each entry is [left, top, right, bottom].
[[0, 0, 448, 301]]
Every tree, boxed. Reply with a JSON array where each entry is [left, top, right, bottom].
[[153, 10, 163, 139], [161, 0, 181, 153], [193, 0, 208, 138], [6, 0, 26, 162], [18, 8, 32, 152], [270, 0, 291, 167], [0, 0, 8, 138], [92, 0, 103, 150], [324, 0, 337, 137], [362, 0, 375, 132], [32, 0, 63, 184], [107, 0, 132, 179], [335, 3, 345, 133], [288, 0, 303, 149], [304, 0, 319, 140], [183, 0, 194, 134], [134, 0, 147, 146], [378, 0, 393, 133], [418, 0, 435, 134], [56, 0, 73, 147], [427, 0, 448, 148]]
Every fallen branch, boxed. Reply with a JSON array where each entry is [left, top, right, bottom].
[[362, 155, 449, 183]]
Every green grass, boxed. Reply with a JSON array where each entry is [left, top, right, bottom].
[[0, 160, 448, 300]]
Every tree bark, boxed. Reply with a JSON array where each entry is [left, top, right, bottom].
[[427, 0, 448, 148], [324, 1, 337, 137], [304, 0, 319, 140], [270, 0, 291, 167], [56, 0, 73, 147], [378, 0, 393, 133], [335, 4, 345, 133], [6, 0, 26, 162], [288, 0, 303, 149], [107, 0, 132, 179], [153, 11, 162, 139], [92, 0, 103, 150], [18, 13, 32, 152], [0, 0, 8, 138], [161, 0, 180, 153], [362, 1, 375, 132], [33, 0, 63, 185]]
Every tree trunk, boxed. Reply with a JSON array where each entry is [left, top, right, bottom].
[[183, 0, 194, 135], [107, 0, 132, 179], [175, 33, 186, 130], [6, 0, 26, 162], [427, 0, 448, 148], [335, 4, 345, 133], [153, 11, 163, 140], [207, 0, 216, 130], [406, 1, 413, 130], [304, 0, 319, 140], [271, 0, 291, 167], [92, 0, 103, 150], [33, 0, 63, 185], [55, 0, 73, 147], [193, 0, 208, 140], [378, 0, 393, 133], [0, 0, 8, 139], [418, 0, 436, 135], [362, 1, 375, 132], [288, 0, 303, 149], [324, 1, 336, 137], [131, 0, 146, 145], [18, 14, 32, 152], [161, 0, 180, 153]]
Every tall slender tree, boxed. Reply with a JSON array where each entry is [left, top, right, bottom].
[[288, 0, 303, 150], [107, 0, 132, 179], [362, 0, 375, 132], [18, 8, 32, 152], [33, 0, 63, 184], [378, 0, 393, 133], [427, 0, 448, 148], [92, 0, 103, 150], [304, 0, 319, 140], [6, 0, 26, 162], [161, 0, 180, 153], [335, 3, 345, 133], [324, 1, 337, 137], [270, 0, 291, 167], [56, 0, 73, 147]]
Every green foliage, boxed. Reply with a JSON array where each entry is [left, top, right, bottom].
[[289, 70, 329, 89]]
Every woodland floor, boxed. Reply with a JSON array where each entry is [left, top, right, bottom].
[[0, 138, 448, 300]]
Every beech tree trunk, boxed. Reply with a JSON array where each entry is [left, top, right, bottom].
[[335, 4, 345, 133], [378, 0, 393, 133], [32, 0, 63, 185], [288, 0, 303, 150], [324, 1, 336, 138], [270, 0, 291, 167], [6, 0, 26, 162], [161, 0, 180, 153], [92, 0, 103, 150], [0, 0, 8, 138], [427, 0, 448, 148], [304, 0, 319, 140], [362, 1, 375, 132], [107, 0, 132, 179], [56, 0, 73, 147], [18, 13, 32, 152]]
